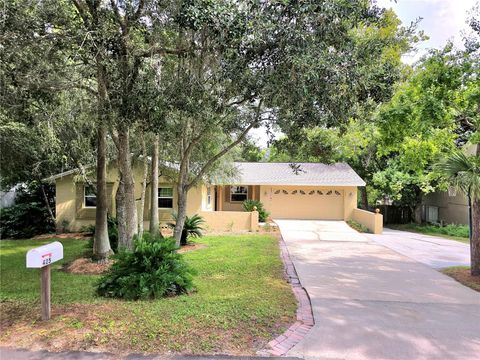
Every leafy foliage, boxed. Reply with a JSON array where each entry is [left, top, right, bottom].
[[392, 223, 469, 239], [0, 184, 55, 239], [243, 199, 270, 222], [97, 234, 195, 300], [168, 213, 205, 246], [435, 151, 480, 200], [346, 220, 370, 233]]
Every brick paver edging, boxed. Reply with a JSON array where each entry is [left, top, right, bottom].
[[264, 236, 314, 356]]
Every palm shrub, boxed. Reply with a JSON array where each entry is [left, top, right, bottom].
[[168, 213, 205, 246], [97, 233, 195, 300], [435, 149, 480, 276], [243, 199, 270, 222]]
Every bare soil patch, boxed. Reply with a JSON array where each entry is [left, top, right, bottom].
[[62, 258, 113, 275], [441, 267, 480, 292], [33, 232, 91, 240], [178, 243, 207, 253]]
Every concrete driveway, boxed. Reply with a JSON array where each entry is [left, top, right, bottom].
[[366, 228, 470, 269], [275, 220, 480, 360]]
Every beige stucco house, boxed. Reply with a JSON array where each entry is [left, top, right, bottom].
[[50, 161, 382, 234]]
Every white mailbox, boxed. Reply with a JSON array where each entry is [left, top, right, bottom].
[[26, 241, 63, 268]]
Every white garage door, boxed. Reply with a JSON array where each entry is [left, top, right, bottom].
[[269, 187, 344, 220]]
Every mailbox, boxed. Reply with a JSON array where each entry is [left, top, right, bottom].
[[27, 241, 63, 268], [26, 241, 64, 320]]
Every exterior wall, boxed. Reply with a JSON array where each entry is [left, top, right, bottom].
[[200, 210, 258, 232], [351, 208, 383, 234], [422, 191, 468, 225], [218, 185, 259, 211], [259, 185, 357, 220], [55, 162, 207, 231]]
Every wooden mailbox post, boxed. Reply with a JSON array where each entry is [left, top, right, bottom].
[[26, 241, 63, 320]]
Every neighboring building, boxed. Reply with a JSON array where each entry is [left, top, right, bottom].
[[422, 144, 476, 225], [0, 185, 21, 208], [422, 191, 468, 225], [47, 161, 382, 233]]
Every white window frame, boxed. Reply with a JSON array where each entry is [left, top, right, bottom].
[[207, 186, 212, 206], [230, 185, 248, 202], [158, 187, 174, 209], [84, 184, 97, 208]]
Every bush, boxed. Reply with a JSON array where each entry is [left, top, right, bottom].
[[168, 213, 205, 246], [96, 233, 195, 300], [86, 216, 119, 252], [347, 219, 370, 233], [0, 184, 55, 239], [397, 223, 469, 239], [243, 199, 270, 222]]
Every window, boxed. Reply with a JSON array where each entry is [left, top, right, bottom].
[[158, 187, 173, 208], [84, 184, 97, 207], [230, 186, 248, 202], [207, 186, 212, 206]]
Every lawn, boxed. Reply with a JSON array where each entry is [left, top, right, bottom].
[[388, 223, 469, 243], [0, 234, 296, 355]]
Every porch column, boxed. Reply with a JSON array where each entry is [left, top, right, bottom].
[[217, 186, 223, 211]]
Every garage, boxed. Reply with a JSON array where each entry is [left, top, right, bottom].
[[268, 186, 344, 220], [217, 162, 366, 221]]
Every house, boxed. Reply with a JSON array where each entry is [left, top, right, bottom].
[[49, 161, 382, 234], [421, 144, 476, 226], [422, 191, 468, 225]]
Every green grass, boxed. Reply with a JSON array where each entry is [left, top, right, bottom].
[[0, 237, 100, 303], [388, 223, 469, 243], [0, 234, 296, 354], [346, 219, 370, 233]]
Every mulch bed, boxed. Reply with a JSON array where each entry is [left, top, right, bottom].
[[178, 243, 208, 253], [62, 258, 113, 275], [441, 267, 480, 292], [62, 243, 207, 275], [33, 232, 92, 240]]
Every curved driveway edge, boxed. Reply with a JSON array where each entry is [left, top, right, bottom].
[[365, 228, 470, 269], [264, 236, 315, 356], [275, 220, 480, 360]]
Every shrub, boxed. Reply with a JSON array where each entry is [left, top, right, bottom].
[[399, 223, 469, 239], [86, 216, 119, 252], [347, 219, 370, 233], [0, 184, 55, 239], [242, 199, 270, 222], [96, 234, 195, 300], [168, 213, 205, 246]]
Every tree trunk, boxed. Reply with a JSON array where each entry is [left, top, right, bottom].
[[149, 134, 159, 235], [137, 133, 148, 237], [174, 184, 188, 247], [93, 125, 112, 260], [414, 203, 422, 224], [471, 197, 480, 276], [116, 129, 137, 250], [360, 187, 368, 210], [471, 144, 480, 276], [40, 183, 55, 225]]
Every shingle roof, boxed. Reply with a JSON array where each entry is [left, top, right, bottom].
[[224, 162, 365, 186]]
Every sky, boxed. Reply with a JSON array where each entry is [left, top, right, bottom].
[[376, 0, 478, 63], [250, 0, 478, 148]]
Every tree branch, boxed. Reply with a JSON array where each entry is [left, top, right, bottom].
[[110, 0, 127, 34], [71, 0, 90, 25], [187, 100, 264, 189]]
